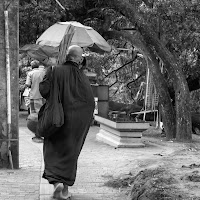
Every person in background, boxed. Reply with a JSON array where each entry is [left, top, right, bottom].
[[22, 87, 31, 114], [40, 57, 57, 68], [25, 60, 46, 143], [39, 45, 95, 199]]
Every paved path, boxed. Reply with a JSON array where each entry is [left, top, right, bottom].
[[17, 112, 130, 200], [1, 112, 164, 200], [39, 124, 129, 200], [0, 113, 42, 200]]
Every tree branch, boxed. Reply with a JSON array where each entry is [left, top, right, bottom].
[[54, 0, 66, 10], [105, 58, 137, 78]]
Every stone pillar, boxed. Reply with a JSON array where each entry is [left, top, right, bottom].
[[0, 0, 19, 169]]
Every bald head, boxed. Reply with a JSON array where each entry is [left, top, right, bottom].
[[67, 45, 83, 57], [66, 45, 83, 65]]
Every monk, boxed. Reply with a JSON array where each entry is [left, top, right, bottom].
[[39, 45, 95, 199]]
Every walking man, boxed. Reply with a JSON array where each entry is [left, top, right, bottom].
[[25, 60, 45, 143], [39, 45, 95, 199]]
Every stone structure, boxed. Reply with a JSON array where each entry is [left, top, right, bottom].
[[0, 0, 19, 168], [95, 115, 150, 148]]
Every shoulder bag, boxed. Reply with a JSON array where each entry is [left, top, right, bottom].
[[37, 66, 64, 138]]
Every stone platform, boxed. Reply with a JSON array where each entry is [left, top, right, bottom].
[[95, 115, 150, 148]]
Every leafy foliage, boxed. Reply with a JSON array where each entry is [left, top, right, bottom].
[[86, 47, 146, 103], [140, 0, 200, 111], [19, 0, 200, 109], [18, 56, 32, 92], [190, 89, 200, 112], [19, 0, 66, 46], [138, 0, 200, 79]]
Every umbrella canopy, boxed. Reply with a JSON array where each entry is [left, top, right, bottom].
[[19, 44, 58, 61], [36, 21, 111, 53]]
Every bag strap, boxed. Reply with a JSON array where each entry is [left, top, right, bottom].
[[51, 66, 54, 81], [51, 66, 62, 104]]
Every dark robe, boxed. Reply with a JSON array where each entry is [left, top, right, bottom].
[[39, 61, 95, 186]]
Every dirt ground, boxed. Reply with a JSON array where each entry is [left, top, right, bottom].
[[105, 128, 200, 200]]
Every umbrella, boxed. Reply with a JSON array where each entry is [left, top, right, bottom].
[[19, 44, 58, 61], [36, 21, 111, 54]]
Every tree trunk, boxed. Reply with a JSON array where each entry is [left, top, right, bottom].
[[0, 0, 19, 169], [140, 42, 176, 140], [138, 29, 192, 141], [107, 0, 192, 142]]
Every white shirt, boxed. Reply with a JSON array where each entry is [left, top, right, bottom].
[[25, 66, 45, 99]]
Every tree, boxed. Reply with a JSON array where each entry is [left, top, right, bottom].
[[19, 0, 200, 142], [101, 0, 200, 141]]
